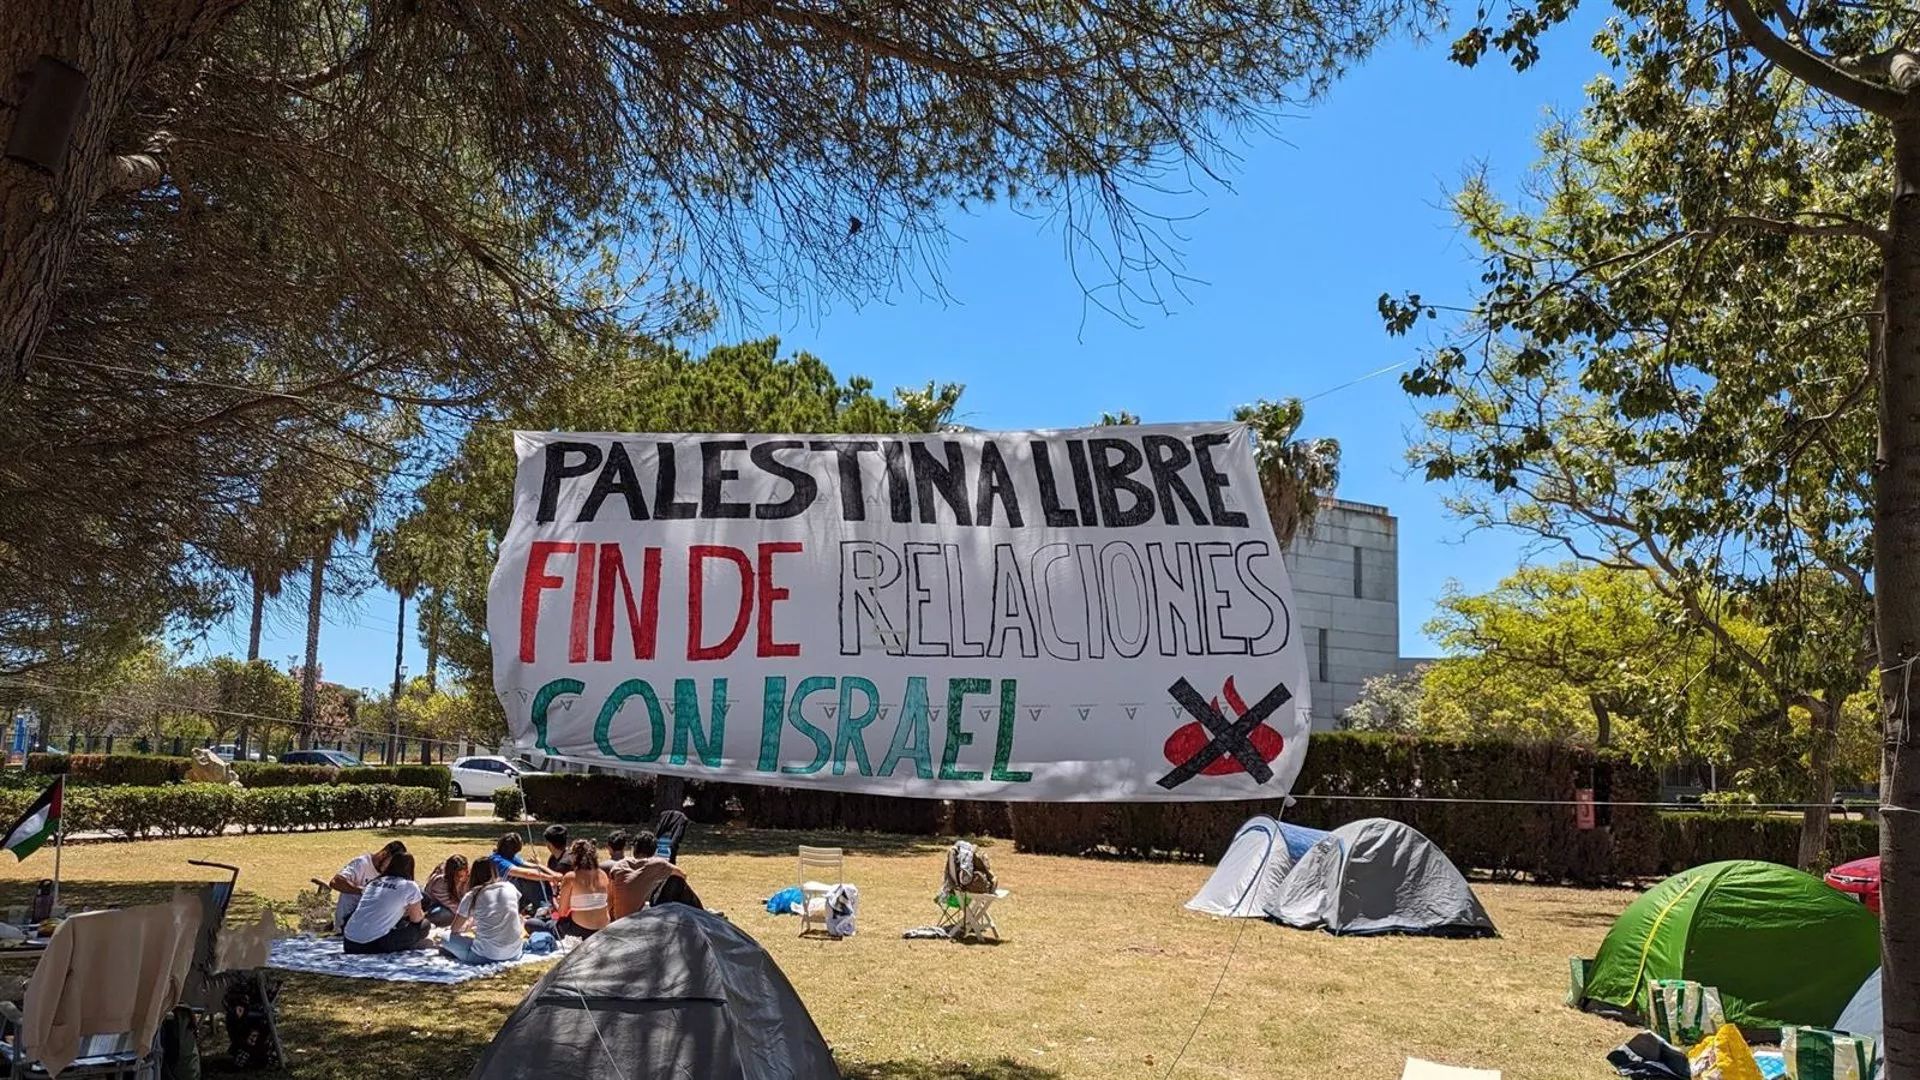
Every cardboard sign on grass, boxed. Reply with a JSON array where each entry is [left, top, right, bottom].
[[488, 424, 1311, 801]]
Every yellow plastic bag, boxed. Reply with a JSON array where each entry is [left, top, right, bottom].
[[1689, 1025, 1765, 1080]]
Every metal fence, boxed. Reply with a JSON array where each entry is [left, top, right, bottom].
[[41, 729, 481, 765]]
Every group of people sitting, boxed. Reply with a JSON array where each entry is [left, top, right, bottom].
[[325, 821, 697, 964]]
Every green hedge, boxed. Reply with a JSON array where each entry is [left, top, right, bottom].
[[514, 735, 1878, 884], [493, 785, 524, 821], [231, 763, 452, 800], [23, 754, 449, 799], [521, 772, 952, 833], [1003, 735, 1662, 884], [28, 753, 192, 786], [0, 783, 441, 840], [520, 774, 659, 824], [228, 763, 336, 787], [1655, 812, 1879, 872]]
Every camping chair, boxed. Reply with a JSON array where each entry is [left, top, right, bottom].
[[184, 861, 282, 1068], [935, 841, 1007, 941], [797, 847, 843, 937], [0, 900, 195, 1080], [653, 810, 689, 863]]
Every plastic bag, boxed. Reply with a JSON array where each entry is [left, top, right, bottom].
[[825, 884, 859, 937], [1783, 1026, 1879, 1080], [766, 887, 804, 915], [1651, 979, 1727, 1048], [1689, 1024, 1765, 1080]]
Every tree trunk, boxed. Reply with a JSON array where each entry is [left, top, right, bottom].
[[1875, 119, 1920, 1080], [246, 569, 267, 662], [1, 1, 247, 379], [1798, 697, 1838, 871], [32, 700, 50, 755], [298, 538, 328, 750], [1589, 694, 1613, 748], [389, 590, 407, 764], [423, 594, 441, 694]]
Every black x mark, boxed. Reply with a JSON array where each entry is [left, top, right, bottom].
[[1154, 677, 1292, 790]]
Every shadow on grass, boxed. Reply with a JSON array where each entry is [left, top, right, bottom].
[[0, 879, 278, 923], [684, 826, 952, 858], [839, 1058, 1063, 1079], [387, 820, 954, 858], [205, 973, 512, 1080], [1530, 903, 1627, 930]]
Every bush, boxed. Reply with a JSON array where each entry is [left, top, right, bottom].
[[1655, 812, 1878, 872], [493, 785, 524, 822], [521, 773, 951, 833], [730, 786, 947, 833], [341, 765, 452, 801], [0, 782, 438, 840], [520, 773, 657, 823], [230, 763, 338, 788], [28, 753, 192, 786], [1004, 734, 1664, 883], [231, 762, 450, 798], [950, 800, 1014, 838]]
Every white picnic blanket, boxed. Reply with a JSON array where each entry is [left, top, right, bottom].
[[267, 935, 563, 985]]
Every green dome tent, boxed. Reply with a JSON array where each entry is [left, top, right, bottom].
[[1578, 860, 1881, 1030]]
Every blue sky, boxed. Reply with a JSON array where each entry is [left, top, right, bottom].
[[223, 13, 1608, 695]]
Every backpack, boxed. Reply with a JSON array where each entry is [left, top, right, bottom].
[[159, 1005, 200, 1080], [221, 975, 282, 1070]]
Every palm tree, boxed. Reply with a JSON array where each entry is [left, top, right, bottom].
[[296, 490, 374, 748], [1234, 398, 1341, 548], [211, 465, 308, 663], [371, 525, 426, 762]]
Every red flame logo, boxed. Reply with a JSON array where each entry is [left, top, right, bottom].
[[1161, 676, 1284, 775]]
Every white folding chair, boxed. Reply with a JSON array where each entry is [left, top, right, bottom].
[[936, 888, 1008, 940], [797, 846, 844, 937]]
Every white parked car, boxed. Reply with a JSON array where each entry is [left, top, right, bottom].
[[448, 756, 533, 800]]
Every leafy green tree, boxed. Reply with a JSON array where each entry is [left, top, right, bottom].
[[405, 335, 964, 726], [1385, 81, 1876, 868], [1417, 566, 1796, 774], [204, 656, 300, 756], [1340, 671, 1427, 732], [1395, 0, 1920, 1060]]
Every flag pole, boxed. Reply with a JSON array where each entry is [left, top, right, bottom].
[[49, 777, 62, 913]]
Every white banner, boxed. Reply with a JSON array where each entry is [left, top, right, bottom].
[[487, 423, 1311, 801]]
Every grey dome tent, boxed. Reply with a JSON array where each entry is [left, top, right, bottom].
[[1836, 969, 1881, 1040], [1185, 816, 1329, 917], [467, 904, 838, 1080], [1268, 818, 1496, 937]]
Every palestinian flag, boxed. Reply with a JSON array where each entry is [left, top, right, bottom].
[[2, 777, 62, 861]]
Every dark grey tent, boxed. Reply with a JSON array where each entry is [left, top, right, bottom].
[[467, 905, 839, 1080], [1267, 818, 1496, 937]]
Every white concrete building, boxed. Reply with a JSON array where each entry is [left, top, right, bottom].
[[1284, 499, 1403, 729]]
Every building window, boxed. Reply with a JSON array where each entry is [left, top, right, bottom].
[[1317, 627, 1330, 683], [1353, 545, 1364, 599]]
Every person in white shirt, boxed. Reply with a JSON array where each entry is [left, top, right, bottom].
[[443, 858, 526, 964], [343, 852, 430, 954], [329, 841, 407, 931]]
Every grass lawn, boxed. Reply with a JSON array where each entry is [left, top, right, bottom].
[[0, 821, 1635, 1079]]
